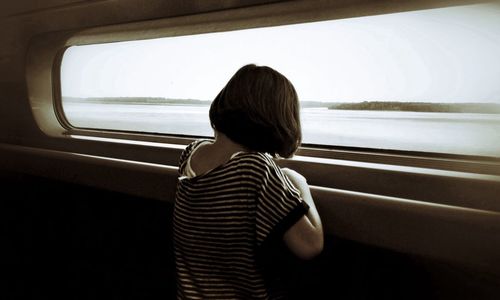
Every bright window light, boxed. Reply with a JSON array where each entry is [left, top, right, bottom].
[[61, 3, 500, 157]]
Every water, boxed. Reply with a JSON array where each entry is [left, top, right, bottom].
[[63, 103, 500, 157]]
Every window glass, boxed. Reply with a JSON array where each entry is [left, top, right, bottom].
[[61, 3, 500, 157]]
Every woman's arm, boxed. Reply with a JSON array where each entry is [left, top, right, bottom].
[[281, 168, 324, 260]]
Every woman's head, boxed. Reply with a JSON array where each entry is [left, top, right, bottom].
[[209, 64, 301, 158]]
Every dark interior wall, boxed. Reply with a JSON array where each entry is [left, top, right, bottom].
[[1, 172, 176, 299], [0, 172, 227, 297], [3, 171, 499, 299], [0, 171, 427, 299]]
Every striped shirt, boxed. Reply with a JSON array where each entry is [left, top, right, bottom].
[[173, 139, 309, 300]]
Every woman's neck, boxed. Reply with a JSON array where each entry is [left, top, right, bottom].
[[212, 132, 248, 155], [189, 132, 247, 176]]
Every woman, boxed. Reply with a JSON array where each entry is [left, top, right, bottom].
[[173, 64, 323, 299]]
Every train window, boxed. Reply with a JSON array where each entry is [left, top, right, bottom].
[[60, 3, 500, 157]]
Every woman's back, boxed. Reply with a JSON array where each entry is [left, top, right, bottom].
[[174, 139, 309, 299]]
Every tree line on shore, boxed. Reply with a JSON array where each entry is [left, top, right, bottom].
[[64, 97, 500, 114], [327, 101, 500, 113]]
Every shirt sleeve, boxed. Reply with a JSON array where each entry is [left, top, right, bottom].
[[178, 139, 206, 176], [255, 160, 310, 247]]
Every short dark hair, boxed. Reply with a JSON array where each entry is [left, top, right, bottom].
[[209, 64, 301, 158]]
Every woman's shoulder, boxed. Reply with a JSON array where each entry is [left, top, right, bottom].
[[186, 138, 213, 151], [179, 139, 213, 167], [233, 151, 281, 173]]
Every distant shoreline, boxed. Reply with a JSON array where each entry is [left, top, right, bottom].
[[327, 101, 500, 114], [64, 97, 212, 106], [63, 97, 500, 114]]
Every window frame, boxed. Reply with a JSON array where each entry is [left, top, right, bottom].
[[26, 0, 500, 175]]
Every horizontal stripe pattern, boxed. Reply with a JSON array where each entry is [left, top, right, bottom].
[[174, 140, 307, 299]]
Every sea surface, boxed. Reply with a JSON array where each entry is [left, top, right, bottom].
[[64, 103, 500, 157]]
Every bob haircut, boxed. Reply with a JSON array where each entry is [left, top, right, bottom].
[[209, 64, 301, 158]]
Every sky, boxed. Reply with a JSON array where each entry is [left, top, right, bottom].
[[61, 3, 500, 103]]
